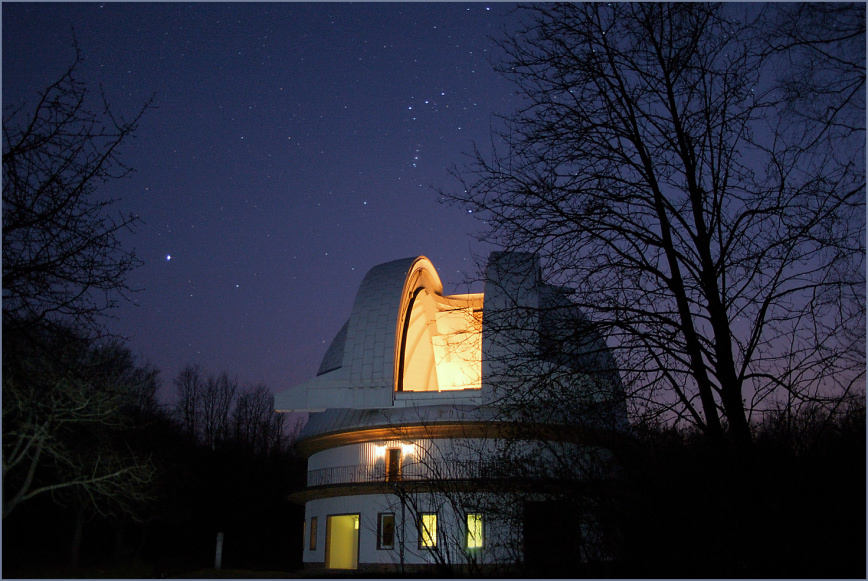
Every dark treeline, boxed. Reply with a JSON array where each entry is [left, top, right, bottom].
[[607, 401, 866, 578], [3, 321, 863, 579], [3, 323, 306, 578], [514, 399, 865, 579]]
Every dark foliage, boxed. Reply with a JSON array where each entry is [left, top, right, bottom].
[[2, 321, 159, 530], [3, 388, 306, 578], [133, 436, 306, 575], [1, 45, 305, 578], [3, 327, 304, 577], [608, 402, 866, 578]]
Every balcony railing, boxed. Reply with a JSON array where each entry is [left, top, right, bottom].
[[306, 460, 487, 487]]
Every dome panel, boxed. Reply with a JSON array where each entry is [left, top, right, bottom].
[[317, 319, 350, 376]]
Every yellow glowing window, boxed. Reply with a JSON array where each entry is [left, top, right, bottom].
[[419, 513, 437, 548], [466, 513, 483, 549]]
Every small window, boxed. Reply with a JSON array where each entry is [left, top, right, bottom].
[[387, 448, 402, 481], [309, 516, 318, 551], [466, 513, 484, 549], [378, 513, 395, 549], [419, 512, 437, 548]]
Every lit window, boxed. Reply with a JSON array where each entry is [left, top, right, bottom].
[[378, 513, 395, 549], [309, 516, 317, 551], [419, 513, 437, 548], [466, 513, 483, 549]]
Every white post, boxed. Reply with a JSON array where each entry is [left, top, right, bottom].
[[214, 531, 224, 570]]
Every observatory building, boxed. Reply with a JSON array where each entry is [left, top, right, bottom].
[[274, 252, 626, 573]]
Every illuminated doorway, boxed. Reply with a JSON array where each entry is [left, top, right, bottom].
[[325, 514, 359, 569]]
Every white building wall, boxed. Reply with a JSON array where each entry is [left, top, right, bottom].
[[303, 492, 518, 570], [307, 438, 502, 487], [301, 435, 603, 567]]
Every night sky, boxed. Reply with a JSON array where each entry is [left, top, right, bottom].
[[3, 3, 526, 397]]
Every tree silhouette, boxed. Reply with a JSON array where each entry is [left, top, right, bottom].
[[450, 3, 865, 451], [171, 364, 295, 455], [3, 46, 153, 334], [2, 326, 158, 523], [2, 45, 158, 535]]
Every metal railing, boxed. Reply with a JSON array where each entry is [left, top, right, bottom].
[[307, 460, 488, 487]]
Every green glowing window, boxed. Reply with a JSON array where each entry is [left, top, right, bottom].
[[419, 513, 437, 548], [466, 513, 484, 549]]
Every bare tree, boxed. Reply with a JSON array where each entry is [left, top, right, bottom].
[[233, 382, 290, 455], [172, 366, 293, 454], [2, 46, 157, 524], [95, 341, 161, 416], [3, 46, 153, 334], [2, 328, 158, 522], [365, 414, 620, 576], [450, 3, 865, 451], [233, 383, 271, 448], [374, 427, 516, 576], [199, 372, 236, 450], [173, 364, 203, 439], [765, 3, 865, 137]]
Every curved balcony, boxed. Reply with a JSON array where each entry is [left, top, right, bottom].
[[306, 460, 487, 487]]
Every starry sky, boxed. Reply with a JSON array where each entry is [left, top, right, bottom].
[[3, 2, 527, 398]]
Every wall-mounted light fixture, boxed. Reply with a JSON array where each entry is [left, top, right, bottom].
[[374, 442, 417, 459]]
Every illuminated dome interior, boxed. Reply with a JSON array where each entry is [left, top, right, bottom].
[[398, 288, 483, 392]]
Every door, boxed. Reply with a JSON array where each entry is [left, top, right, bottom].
[[325, 514, 359, 569], [523, 500, 582, 576], [387, 448, 402, 481]]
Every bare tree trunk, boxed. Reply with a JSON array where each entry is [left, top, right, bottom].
[[114, 522, 125, 563], [68, 506, 85, 569]]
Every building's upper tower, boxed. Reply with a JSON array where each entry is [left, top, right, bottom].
[[274, 252, 625, 424]]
